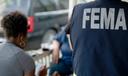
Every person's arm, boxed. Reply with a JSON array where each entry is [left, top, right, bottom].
[[52, 40, 60, 64]]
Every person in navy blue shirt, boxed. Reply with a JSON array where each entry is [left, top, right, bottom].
[[49, 31, 73, 76], [66, 0, 128, 76]]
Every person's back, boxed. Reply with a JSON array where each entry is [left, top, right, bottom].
[[0, 11, 47, 76], [0, 42, 34, 76], [68, 0, 128, 76]]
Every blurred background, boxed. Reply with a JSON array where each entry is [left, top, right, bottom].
[[0, 0, 69, 50], [0, 0, 128, 75]]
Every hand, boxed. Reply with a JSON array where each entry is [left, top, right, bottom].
[[38, 65, 47, 76]]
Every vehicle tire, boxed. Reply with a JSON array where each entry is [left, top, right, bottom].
[[42, 28, 58, 43]]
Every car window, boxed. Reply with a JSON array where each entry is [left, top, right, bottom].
[[32, 0, 69, 13], [58, 0, 69, 9], [32, 0, 56, 12], [0, 0, 69, 15]]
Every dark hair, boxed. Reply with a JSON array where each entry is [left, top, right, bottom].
[[1, 11, 27, 38]]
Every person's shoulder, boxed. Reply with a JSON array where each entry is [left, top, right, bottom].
[[0, 42, 23, 57], [16, 51, 33, 62], [15, 51, 35, 72], [3, 42, 23, 52]]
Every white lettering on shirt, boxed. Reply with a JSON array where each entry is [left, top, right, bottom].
[[91, 8, 100, 29], [82, 9, 91, 29], [100, 8, 115, 30], [115, 8, 127, 30], [82, 8, 127, 30]]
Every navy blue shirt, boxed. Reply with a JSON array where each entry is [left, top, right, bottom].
[[67, 0, 128, 76], [54, 31, 72, 65]]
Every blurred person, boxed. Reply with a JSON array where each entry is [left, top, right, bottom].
[[49, 30, 73, 76], [66, 0, 128, 76], [0, 11, 47, 76]]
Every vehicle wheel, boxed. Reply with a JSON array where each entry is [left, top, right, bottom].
[[42, 28, 57, 43]]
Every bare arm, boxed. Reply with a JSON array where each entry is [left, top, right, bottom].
[[52, 40, 60, 64]]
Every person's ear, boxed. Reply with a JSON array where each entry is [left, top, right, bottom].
[[17, 34, 26, 48], [17, 34, 23, 41]]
